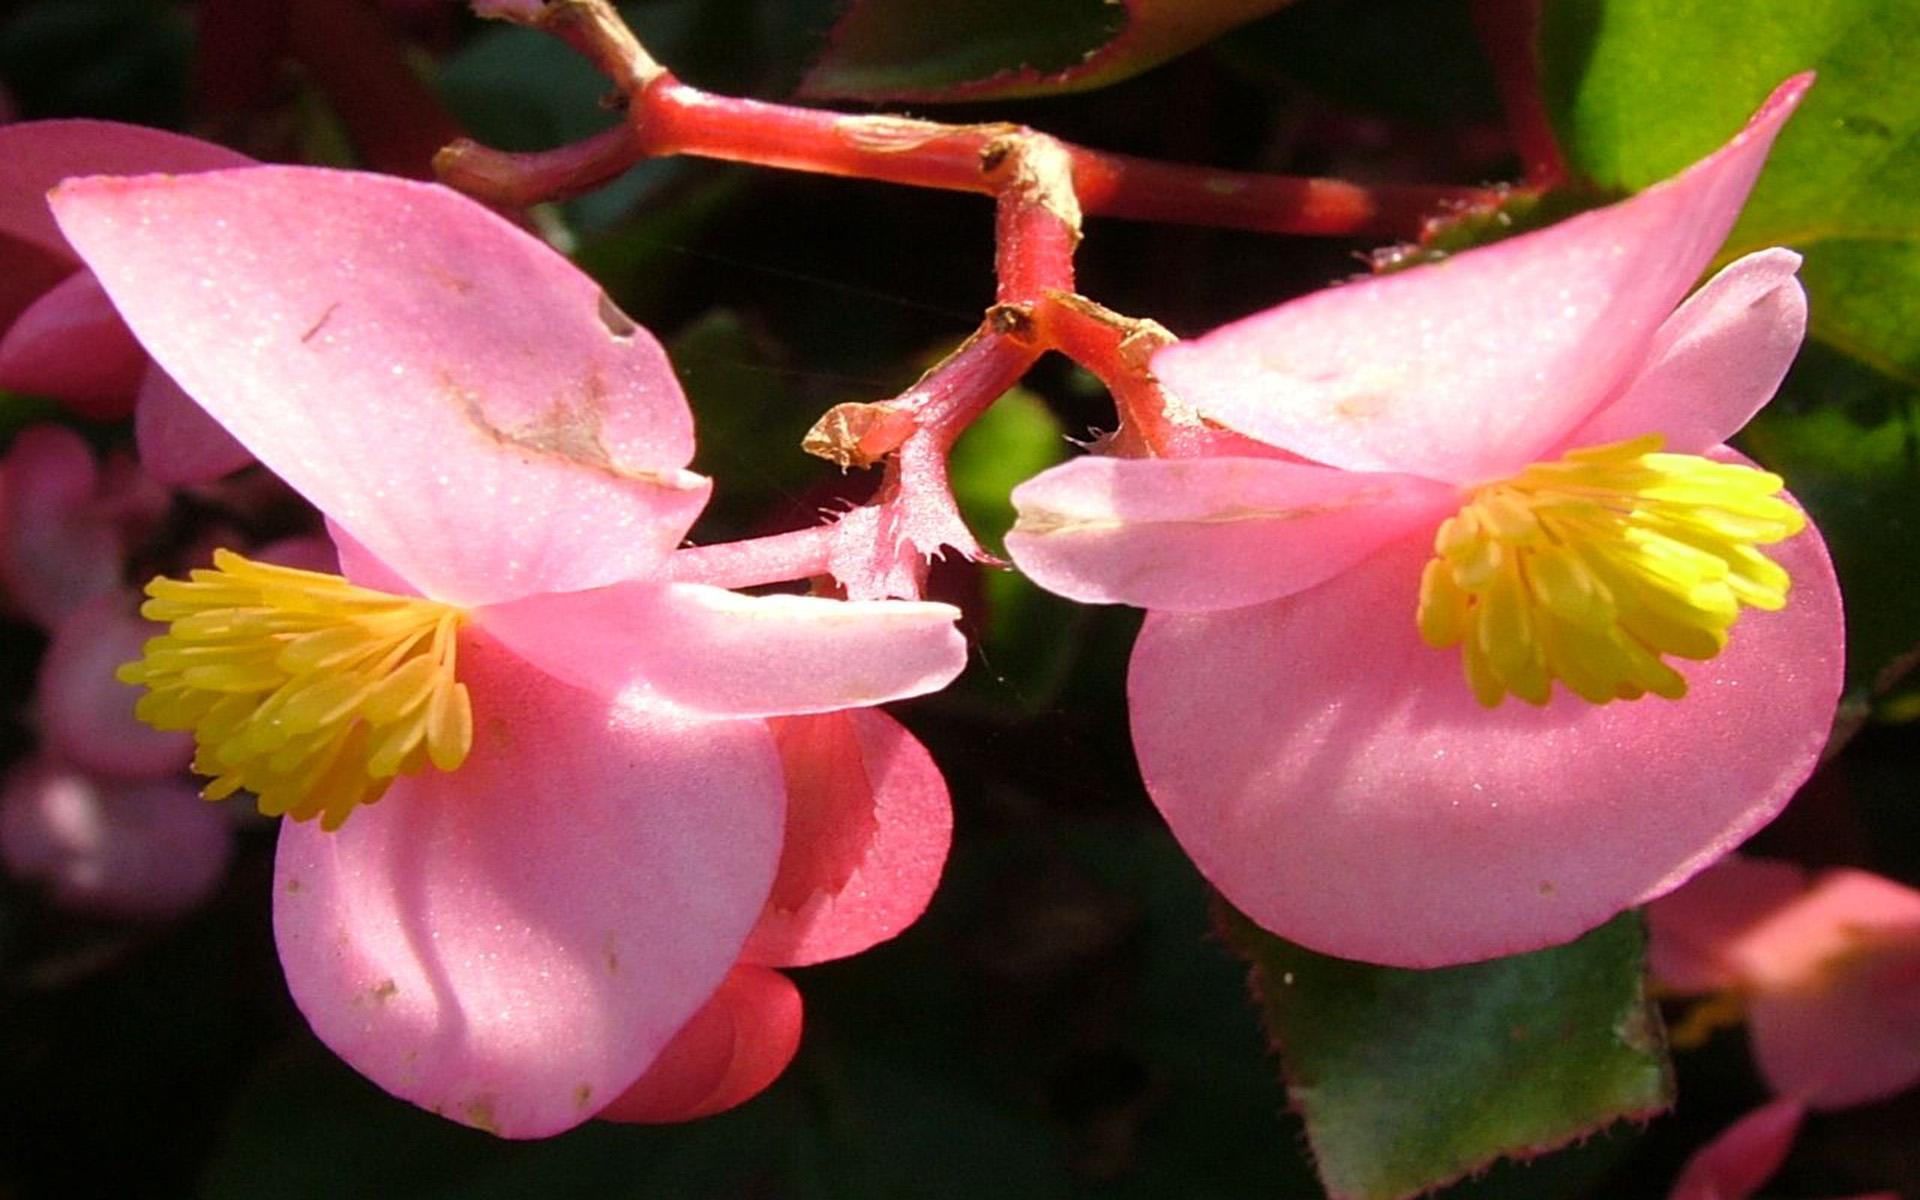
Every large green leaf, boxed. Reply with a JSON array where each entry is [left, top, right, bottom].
[[799, 0, 1294, 103], [1220, 909, 1671, 1200], [1541, 0, 1920, 691]]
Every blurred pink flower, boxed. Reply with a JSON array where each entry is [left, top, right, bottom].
[[53, 164, 965, 1135], [36, 590, 195, 777], [1007, 76, 1843, 967], [0, 423, 167, 628], [0, 755, 232, 920], [1669, 1098, 1898, 1200], [1649, 854, 1920, 1110], [0, 120, 253, 481]]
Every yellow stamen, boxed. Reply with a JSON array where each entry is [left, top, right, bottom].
[[1417, 435, 1803, 708], [119, 549, 472, 829]]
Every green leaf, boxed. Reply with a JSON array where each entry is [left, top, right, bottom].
[[799, 0, 1295, 103], [1219, 909, 1671, 1200], [1540, 0, 1920, 691]]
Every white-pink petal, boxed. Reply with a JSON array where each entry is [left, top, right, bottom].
[[272, 634, 786, 1137], [52, 166, 708, 606], [1006, 454, 1452, 611], [477, 581, 967, 718], [1570, 249, 1808, 454], [1128, 521, 1842, 968], [1151, 76, 1808, 484], [741, 709, 951, 967]]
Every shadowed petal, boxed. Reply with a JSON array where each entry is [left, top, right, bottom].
[[741, 710, 950, 967], [477, 582, 966, 718], [1571, 249, 1807, 454], [596, 964, 803, 1124], [1007, 454, 1452, 611], [1151, 76, 1808, 484], [272, 634, 786, 1137], [134, 363, 254, 484], [0, 270, 143, 415], [53, 167, 708, 606], [0, 119, 248, 258], [1128, 517, 1842, 967]]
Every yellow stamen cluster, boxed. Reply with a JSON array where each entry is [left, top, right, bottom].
[[119, 549, 473, 829], [1417, 435, 1803, 707]]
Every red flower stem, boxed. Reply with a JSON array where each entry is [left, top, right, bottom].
[[437, 126, 641, 209], [667, 524, 835, 590], [1036, 294, 1181, 458], [1471, 0, 1567, 187]]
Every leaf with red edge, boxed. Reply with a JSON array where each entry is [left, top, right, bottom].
[[800, 0, 1296, 103], [1219, 906, 1672, 1200]]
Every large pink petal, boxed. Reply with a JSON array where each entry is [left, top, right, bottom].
[[596, 964, 803, 1123], [1668, 1099, 1803, 1200], [1150, 76, 1808, 484], [37, 592, 194, 778], [1646, 854, 1810, 994], [52, 167, 707, 606], [0, 269, 144, 415], [477, 582, 966, 718], [272, 633, 786, 1137], [1128, 517, 1842, 967], [0, 119, 248, 257], [741, 709, 951, 967], [1570, 249, 1807, 454], [133, 363, 254, 484], [1005, 454, 1452, 612]]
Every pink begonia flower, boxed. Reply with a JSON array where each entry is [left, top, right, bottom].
[[1669, 1098, 1898, 1200], [51, 164, 966, 1136], [1006, 75, 1844, 967], [0, 755, 233, 920], [0, 423, 168, 628], [0, 120, 253, 481], [1649, 855, 1920, 1110]]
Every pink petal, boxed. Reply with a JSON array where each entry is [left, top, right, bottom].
[[0, 424, 124, 629], [0, 270, 144, 416], [0, 236, 74, 331], [37, 591, 194, 778], [51, 167, 708, 606], [1668, 1099, 1803, 1200], [133, 363, 254, 483], [1127, 516, 1843, 967], [273, 633, 786, 1137], [1647, 854, 1811, 994], [0, 756, 232, 920], [1005, 454, 1453, 611], [1725, 868, 1920, 990], [595, 964, 803, 1123], [1571, 249, 1808, 454], [0, 119, 249, 258], [477, 582, 966, 718], [1150, 76, 1808, 484], [741, 709, 951, 967]]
